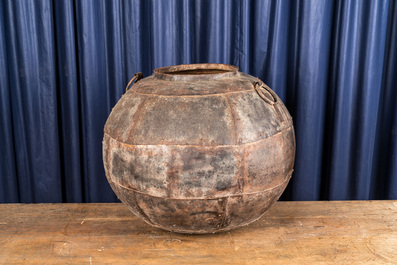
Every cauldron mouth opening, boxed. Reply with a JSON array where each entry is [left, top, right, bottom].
[[154, 64, 239, 81]]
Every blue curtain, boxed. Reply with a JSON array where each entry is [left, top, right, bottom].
[[1, 0, 396, 203]]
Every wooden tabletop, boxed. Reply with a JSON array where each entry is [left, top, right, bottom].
[[0, 201, 396, 264]]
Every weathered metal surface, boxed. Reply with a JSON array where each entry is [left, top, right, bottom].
[[103, 63, 295, 234]]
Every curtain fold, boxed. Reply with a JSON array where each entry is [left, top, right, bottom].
[[0, 0, 396, 202]]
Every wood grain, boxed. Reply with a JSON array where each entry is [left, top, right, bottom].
[[0, 201, 396, 264]]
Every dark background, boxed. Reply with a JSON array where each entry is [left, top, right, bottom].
[[1, 0, 396, 203]]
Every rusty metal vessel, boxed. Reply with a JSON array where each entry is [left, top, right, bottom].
[[103, 63, 295, 234]]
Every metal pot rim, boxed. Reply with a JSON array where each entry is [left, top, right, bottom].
[[153, 63, 239, 81]]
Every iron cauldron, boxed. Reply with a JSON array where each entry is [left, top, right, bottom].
[[103, 63, 295, 234]]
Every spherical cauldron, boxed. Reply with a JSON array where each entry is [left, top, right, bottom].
[[103, 63, 295, 234]]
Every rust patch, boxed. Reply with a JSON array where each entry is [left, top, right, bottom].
[[108, 144, 170, 198], [104, 93, 146, 143], [134, 192, 226, 233], [273, 104, 285, 123], [130, 95, 235, 145], [243, 127, 294, 193], [173, 145, 240, 198], [105, 176, 291, 234], [226, 90, 285, 144], [166, 148, 181, 198], [125, 96, 148, 144], [223, 94, 238, 145]]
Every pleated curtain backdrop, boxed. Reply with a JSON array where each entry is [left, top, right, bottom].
[[0, 0, 396, 203]]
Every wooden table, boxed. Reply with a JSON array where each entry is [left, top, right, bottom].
[[0, 201, 396, 264]]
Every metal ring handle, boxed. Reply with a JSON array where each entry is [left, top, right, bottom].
[[253, 82, 276, 105], [125, 72, 143, 92]]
